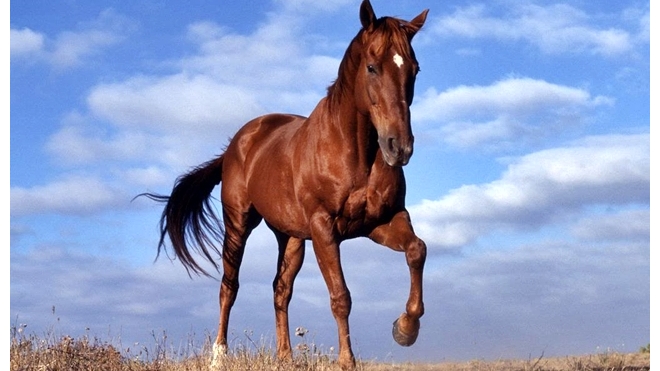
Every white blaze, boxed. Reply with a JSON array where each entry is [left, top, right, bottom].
[[393, 53, 404, 68]]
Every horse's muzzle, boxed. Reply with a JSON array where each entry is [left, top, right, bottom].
[[379, 136, 413, 167]]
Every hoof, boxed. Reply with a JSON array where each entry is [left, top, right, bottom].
[[392, 313, 420, 347]]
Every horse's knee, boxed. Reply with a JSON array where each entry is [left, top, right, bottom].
[[405, 238, 426, 270]]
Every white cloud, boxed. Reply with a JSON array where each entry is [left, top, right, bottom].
[[47, 10, 341, 172], [88, 73, 265, 133], [50, 29, 121, 68], [11, 9, 131, 69], [10, 175, 128, 217], [181, 18, 337, 92], [431, 3, 641, 56], [13, 6, 345, 220], [571, 209, 649, 242], [10, 28, 45, 57], [80, 73, 273, 170], [46, 125, 162, 166], [413, 77, 612, 149], [410, 133, 649, 250], [44, 112, 163, 166], [415, 77, 611, 122], [121, 166, 173, 190]]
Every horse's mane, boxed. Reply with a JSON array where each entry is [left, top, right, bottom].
[[326, 16, 421, 108]]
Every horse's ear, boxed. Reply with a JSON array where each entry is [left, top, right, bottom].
[[408, 9, 429, 37], [360, 0, 377, 30]]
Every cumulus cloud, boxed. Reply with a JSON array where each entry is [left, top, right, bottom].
[[412, 77, 613, 150], [49, 31, 120, 68], [76, 65, 321, 171], [14, 4, 346, 218], [44, 112, 164, 165], [571, 209, 649, 242], [10, 175, 129, 217], [181, 18, 339, 93], [88, 74, 265, 132], [10, 9, 132, 69], [10, 28, 45, 57], [410, 133, 649, 250], [121, 166, 174, 190], [430, 3, 643, 56], [44, 9, 343, 174]]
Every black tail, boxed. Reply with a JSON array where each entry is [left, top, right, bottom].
[[139, 155, 225, 277]]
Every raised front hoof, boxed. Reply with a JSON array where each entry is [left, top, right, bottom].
[[392, 313, 420, 347]]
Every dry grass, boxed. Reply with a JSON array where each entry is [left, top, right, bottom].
[[10, 324, 650, 371], [363, 352, 651, 371]]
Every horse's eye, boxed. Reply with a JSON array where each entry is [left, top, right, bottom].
[[367, 65, 377, 74]]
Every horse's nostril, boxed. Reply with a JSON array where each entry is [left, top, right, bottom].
[[387, 137, 401, 155]]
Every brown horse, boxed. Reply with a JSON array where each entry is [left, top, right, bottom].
[[142, 1, 429, 369]]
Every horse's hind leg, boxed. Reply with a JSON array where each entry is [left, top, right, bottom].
[[271, 231, 305, 361], [211, 205, 261, 367], [369, 210, 426, 347]]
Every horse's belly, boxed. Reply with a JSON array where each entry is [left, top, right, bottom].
[[255, 194, 311, 239]]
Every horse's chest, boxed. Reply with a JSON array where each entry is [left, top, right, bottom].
[[337, 170, 402, 236]]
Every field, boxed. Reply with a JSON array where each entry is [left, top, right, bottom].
[[10, 325, 650, 371]]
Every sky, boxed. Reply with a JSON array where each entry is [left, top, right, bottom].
[[9, 0, 650, 364]]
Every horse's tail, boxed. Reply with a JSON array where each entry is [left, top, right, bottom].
[[141, 155, 225, 277]]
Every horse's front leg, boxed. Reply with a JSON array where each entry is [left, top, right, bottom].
[[369, 209, 426, 347], [310, 213, 355, 370]]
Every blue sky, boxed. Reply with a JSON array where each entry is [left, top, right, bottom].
[[10, 0, 650, 364]]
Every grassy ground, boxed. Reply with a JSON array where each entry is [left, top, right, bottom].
[[10, 325, 650, 371]]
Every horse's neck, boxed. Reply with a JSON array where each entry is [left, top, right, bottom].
[[305, 40, 379, 168], [352, 110, 380, 167], [306, 96, 379, 169]]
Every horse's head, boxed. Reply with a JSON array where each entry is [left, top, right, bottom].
[[354, 0, 428, 167]]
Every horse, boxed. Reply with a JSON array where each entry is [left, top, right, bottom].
[[141, 1, 429, 369]]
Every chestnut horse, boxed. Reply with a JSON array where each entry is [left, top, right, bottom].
[[143, 1, 428, 369]]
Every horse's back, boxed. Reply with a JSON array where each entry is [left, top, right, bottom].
[[225, 113, 305, 164]]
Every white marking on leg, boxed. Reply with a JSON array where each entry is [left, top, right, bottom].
[[210, 343, 227, 369], [393, 53, 404, 68]]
